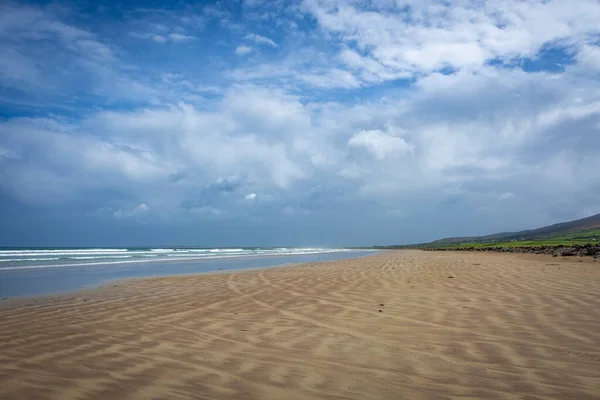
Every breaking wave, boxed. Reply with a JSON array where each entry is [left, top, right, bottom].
[[0, 247, 356, 270]]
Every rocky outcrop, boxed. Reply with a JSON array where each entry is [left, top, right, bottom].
[[425, 243, 600, 259]]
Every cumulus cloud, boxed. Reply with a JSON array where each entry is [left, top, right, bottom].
[[348, 129, 412, 159], [1, 0, 600, 245], [3, 68, 598, 221], [303, 0, 600, 82]]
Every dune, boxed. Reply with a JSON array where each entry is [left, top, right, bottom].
[[1, 250, 599, 399]]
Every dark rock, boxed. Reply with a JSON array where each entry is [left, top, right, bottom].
[[378, 310, 383, 312], [379, 303, 385, 307], [582, 247, 598, 256], [448, 276, 454, 278], [425, 243, 600, 258]]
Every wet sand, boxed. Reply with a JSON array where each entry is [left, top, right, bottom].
[[1, 250, 599, 399]]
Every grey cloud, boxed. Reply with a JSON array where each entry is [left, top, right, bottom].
[[2, 67, 599, 231], [1, 1, 600, 246]]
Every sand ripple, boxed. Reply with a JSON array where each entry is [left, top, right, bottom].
[[1, 251, 599, 399]]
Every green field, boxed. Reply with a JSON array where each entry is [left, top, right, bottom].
[[420, 229, 600, 250], [374, 213, 600, 250]]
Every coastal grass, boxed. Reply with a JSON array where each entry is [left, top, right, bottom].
[[422, 229, 600, 250]]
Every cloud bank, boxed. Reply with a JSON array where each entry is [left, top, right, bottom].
[[1, 0, 599, 246]]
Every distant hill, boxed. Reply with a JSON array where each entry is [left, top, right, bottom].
[[379, 213, 600, 249], [433, 213, 600, 245]]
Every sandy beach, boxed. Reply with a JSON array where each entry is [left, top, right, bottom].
[[1, 250, 599, 400]]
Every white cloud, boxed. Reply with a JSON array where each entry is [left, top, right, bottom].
[[235, 45, 254, 55], [348, 129, 412, 159], [300, 68, 361, 88], [2, 64, 599, 219], [244, 33, 277, 47], [130, 32, 194, 43], [230, 51, 362, 89], [576, 44, 600, 70], [81, 142, 171, 181], [168, 33, 194, 41], [134, 203, 150, 213], [0, 116, 178, 204], [1, 0, 600, 241], [303, 0, 600, 82], [339, 48, 410, 83]]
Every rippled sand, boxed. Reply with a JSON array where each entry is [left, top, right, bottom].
[[1, 250, 599, 399]]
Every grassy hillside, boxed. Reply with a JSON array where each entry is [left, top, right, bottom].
[[379, 213, 600, 250], [431, 213, 600, 245], [421, 229, 600, 249]]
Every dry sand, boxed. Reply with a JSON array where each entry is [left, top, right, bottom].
[[1, 250, 599, 400]]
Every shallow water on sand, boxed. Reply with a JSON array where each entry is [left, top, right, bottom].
[[0, 250, 374, 298]]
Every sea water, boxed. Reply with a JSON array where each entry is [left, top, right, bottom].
[[0, 247, 375, 298]]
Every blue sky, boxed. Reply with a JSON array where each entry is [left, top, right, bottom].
[[1, 0, 600, 247]]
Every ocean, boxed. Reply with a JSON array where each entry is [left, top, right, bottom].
[[0, 247, 375, 298]]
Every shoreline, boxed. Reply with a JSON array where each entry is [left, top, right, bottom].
[[0, 248, 369, 271], [0, 249, 587, 307], [1, 250, 599, 399], [0, 250, 380, 304]]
